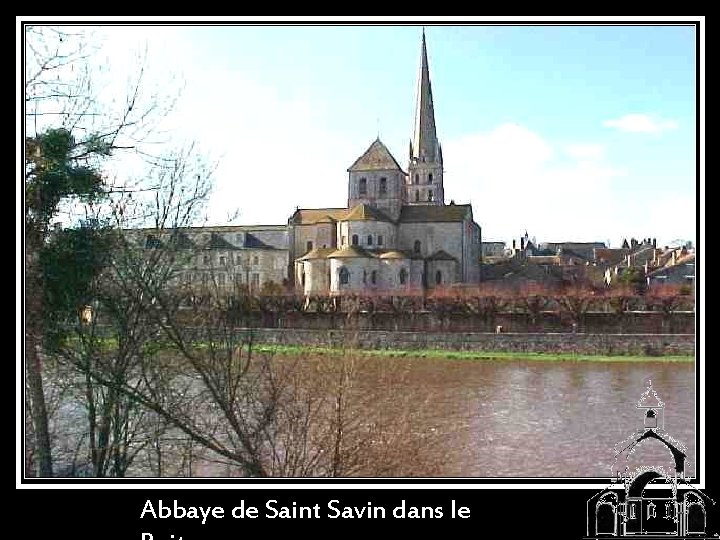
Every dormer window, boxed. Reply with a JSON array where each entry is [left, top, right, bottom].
[[359, 177, 367, 195]]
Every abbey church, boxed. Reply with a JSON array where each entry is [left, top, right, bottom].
[[288, 32, 481, 294], [140, 32, 482, 295]]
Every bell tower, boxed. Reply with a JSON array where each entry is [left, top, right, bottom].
[[407, 29, 444, 206]]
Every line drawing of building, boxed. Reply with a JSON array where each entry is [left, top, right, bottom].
[[586, 381, 714, 538]]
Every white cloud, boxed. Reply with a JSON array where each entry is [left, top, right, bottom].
[[563, 143, 605, 161], [443, 123, 628, 244], [602, 114, 679, 134]]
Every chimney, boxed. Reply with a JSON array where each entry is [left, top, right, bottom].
[[652, 238, 657, 248], [520, 237, 525, 250], [512, 239, 516, 250]]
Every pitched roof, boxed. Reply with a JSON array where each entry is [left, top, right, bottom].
[[297, 247, 336, 261], [637, 383, 664, 408], [343, 203, 393, 223], [290, 208, 348, 225], [399, 204, 471, 223], [327, 245, 374, 259], [207, 233, 239, 250], [378, 250, 409, 259], [427, 249, 457, 261], [347, 138, 405, 172]]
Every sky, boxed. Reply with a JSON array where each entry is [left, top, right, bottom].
[[23, 20, 700, 249]]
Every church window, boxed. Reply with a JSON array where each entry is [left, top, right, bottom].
[[378, 235, 384, 246], [428, 173, 433, 184], [647, 502, 656, 520], [379, 177, 387, 195], [306, 241, 313, 252], [414, 174, 419, 184], [339, 267, 350, 285], [415, 191, 420, 202], [359, 177, 367, 195], [414, 240, 421, 254], [436, 270, 442, 285], [371, 270, 377, 284], [428, 190, 434, 202], [352, 234, 359, 246], [399, 268, 407, 285], [367, 235, 373, 246]]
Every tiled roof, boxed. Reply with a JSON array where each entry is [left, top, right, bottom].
[[298, 247, 336, 261], [347, 138, 405, 172], [343, 204, 393, 223], [378, 250, 409, 259], [399, 204, 471, 223], [327, 245, 374, 259], [290, 208, 348, 225], [207, 233, 239, 250]]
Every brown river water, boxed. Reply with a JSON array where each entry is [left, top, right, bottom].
[[353, 357, 696, 478]]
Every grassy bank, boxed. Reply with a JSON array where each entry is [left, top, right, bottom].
[[250, 343, 694, 363]]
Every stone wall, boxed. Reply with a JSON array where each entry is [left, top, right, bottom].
[[259, 310, 696, 335], [239, 328, 695, 356]]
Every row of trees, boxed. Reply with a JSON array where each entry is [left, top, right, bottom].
[[172, 283, 693, 320], [24, 26, 436, 478]]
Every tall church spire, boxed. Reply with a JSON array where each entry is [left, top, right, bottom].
[[411, 29, 441, 165], [407, 29, 444, 206]]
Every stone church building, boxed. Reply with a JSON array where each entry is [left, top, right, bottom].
[[135, 32, 481, 296], [289, 32, 481, 295]]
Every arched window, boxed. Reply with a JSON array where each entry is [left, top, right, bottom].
[[352, 234, 359, 246], [428, 190, 434, 202], [371, 270, 377, 284], [367, 235, 373, 246], [415, 191, 420, 202], [359, 177, 367, 195], [428, 173, 433, 184], [414, 240, 421, 254], [339, 267, 350, 285], [379, 177, 387, 195], [435, 270, 442, 285], [414, 173, 419, 184], [399, 268, 407, 285], [377, 235, 384, 246]]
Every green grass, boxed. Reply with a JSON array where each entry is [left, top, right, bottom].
[[249, 343, 694, 363]]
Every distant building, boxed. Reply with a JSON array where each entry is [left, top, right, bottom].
[[481, 241, 506, 258]]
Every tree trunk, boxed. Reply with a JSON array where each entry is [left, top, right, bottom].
[[25, 240, 53, 477]]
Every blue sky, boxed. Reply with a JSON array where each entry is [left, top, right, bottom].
[[26, 21, 699, 248]]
